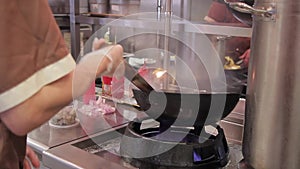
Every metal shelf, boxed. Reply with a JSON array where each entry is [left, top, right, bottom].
[[69, 0, 252, 60]]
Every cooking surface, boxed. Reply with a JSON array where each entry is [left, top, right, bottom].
[[43, 123, 243, 169], [29, 99, 245, 168]]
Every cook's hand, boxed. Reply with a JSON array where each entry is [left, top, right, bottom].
[[239, 49, 251, 66], [92, 38, 124, 78], [23, 146, 40, 169], [92, 38, 106, 51]]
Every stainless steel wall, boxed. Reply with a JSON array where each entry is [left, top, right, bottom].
[[139, 0, 212, 21], [49, 0, 212, 21], [242, 1, 300, 169]]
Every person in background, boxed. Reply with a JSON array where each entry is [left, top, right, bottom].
[[0, 0, 123, 168], [239, 48, 251, 66], [204, 0, 251, 67]]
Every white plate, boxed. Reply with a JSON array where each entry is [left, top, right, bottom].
[[128, 58, 156, 67], [49, 119, 80, 129]]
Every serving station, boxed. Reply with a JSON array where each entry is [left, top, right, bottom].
[[27, 0, 254, 168], [23, 0, 300, 168], [28, 98, 245, 169]]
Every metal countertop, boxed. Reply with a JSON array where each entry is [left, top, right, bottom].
[[27, 102, 147, 154], [42, 121, 244, 169], [28, 99, 245, 168]]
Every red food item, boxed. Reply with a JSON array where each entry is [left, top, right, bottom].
[[112, 77, 124, 99], [102, 76, 113, 96], [96, 96, 116, 115], [102, 76, 113, 85], [83, 82, 96, 104], [77, 97, 116, 118], [138, 64, 149, 77]]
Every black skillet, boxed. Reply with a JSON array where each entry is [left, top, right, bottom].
[[124, 61, 242, 127]]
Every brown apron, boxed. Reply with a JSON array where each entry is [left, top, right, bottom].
[[0, 120, 26, 169], [0, 0, 71, 167], [0, 0, 69, 94]]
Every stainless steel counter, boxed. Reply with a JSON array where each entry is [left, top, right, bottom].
[[43, 137, 243, 169], [42, 120, 244, 169], [27, 102, 148, 154], [27, 121, 85, 155], [28, 99, 245, 169], [220, 98, 245, 145]]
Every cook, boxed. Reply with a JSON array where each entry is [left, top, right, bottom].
[[0, 0, 124, 168], [204, 0, 251, 66]]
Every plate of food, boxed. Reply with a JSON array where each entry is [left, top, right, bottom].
[[49, 105, 80, 128]]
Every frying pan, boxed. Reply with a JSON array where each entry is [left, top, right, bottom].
[[219, 0, 254, 27], [132, 89, 240, 127], [124, 61, 242, 127]]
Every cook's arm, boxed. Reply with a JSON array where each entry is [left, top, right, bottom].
[[239, 49, 251, 66], [0, 43, 123, 136]]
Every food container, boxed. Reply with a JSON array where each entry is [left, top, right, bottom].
[[88, 0, 109, 13], [109, 0, 140, 15], [49, 105, 78, 128], [112, 77, 125, 99], [102, 76, 112, 96]]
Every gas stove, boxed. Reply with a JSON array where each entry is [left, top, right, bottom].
[[41, 100, 245, 169], [120, 120, 230, 169], [42, 119, 242, 169], [74, 122, 229, 169]]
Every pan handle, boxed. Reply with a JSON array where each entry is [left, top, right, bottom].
[[123, 61, 154, 94], [223, 0, 276, 18]]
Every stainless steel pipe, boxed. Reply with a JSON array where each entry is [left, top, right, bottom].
[[242, 1, 300, 169]]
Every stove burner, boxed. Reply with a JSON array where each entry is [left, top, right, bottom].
[[120, 121, 229, 169]]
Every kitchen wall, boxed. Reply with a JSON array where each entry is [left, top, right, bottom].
[[139, 0, 213, 21]]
